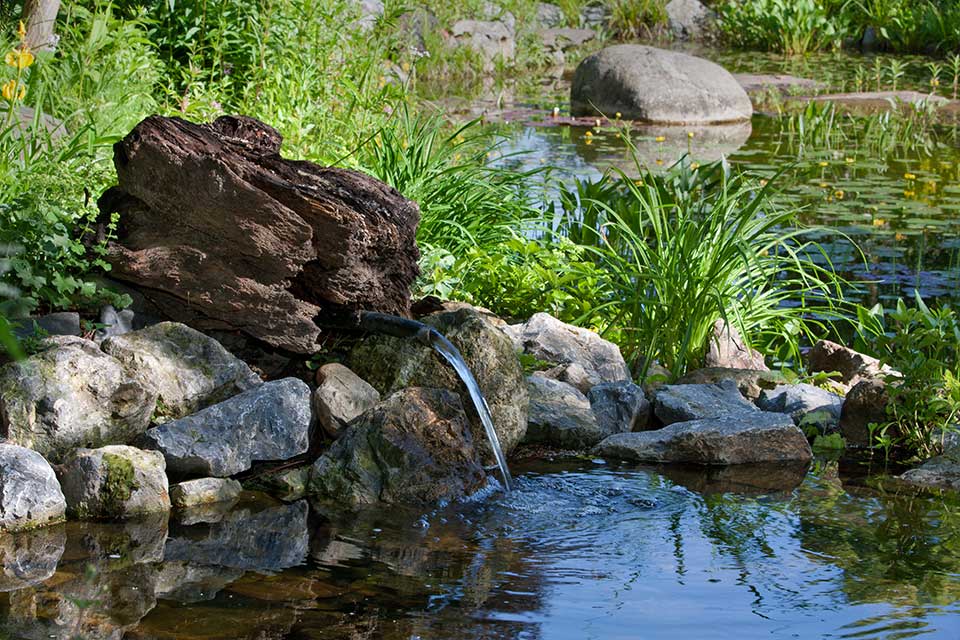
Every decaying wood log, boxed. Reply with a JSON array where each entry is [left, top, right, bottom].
[[97, 115, 420, 354]]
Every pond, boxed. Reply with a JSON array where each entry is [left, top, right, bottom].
[[1, 459, 958, 639]]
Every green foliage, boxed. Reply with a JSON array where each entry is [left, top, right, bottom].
[[0, 245, 23, 359], [717, 0, 846, 55], [606, 0, 669, 39], [812, 432, 846, 451], [854, 293, 960, 458]]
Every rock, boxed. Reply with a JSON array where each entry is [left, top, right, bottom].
[[839, 378, 889, 447], [350, 305, 527, 463], [154, 562, 244, 603], [96, 115, 420, 354], [480, 1, 516, 33], [0, 336, 157, 461], [808, 340, 892, 391], [666, 0, 714, 40], [351, 0, 384, 31], [0, 443, 66, 532], [571, 45, 752, 124], [0, 525, 65, 592], [594, 412, 812, 464], [861, 26, 878, 52], [704, 319, 768, 371], [540, 28, 595, 51], [677, 367, 785, 401], [308, 388, 487, 506], [11, 312, 81, 340], [451, 20, 515, 68], [758, 384, 843, 433], [808, 91, 949, 113], [580, 2, 609, 28], [524, 376, 604, 449], [536, 2, 564, 28], [57, 445, 170, 519], [142, 378, 311, 477], [101, 321, 261, 422], [654, 380, 757, 425], [313, 363, 380, 438], [95, 304, 138, 341], [538, 361, 600, 395], [397, 7, 439, 55], [899, 447, 960, 491], [510, 312, 630, 385], [243, 466, 310, 501], [589, 381, 651, 434], [734, 73, 825, 95], [170, 478, 242, 509]]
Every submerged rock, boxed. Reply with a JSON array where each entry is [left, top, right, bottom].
[[758, 384, 843, 434], [704, 320, 768, 371], [0, 443, 66, 532], [594, 412, 812, 464], [524, 376, 604, 449], [101, 322, 261, 422], [57, 445, 170, 519], [899, 447, 960, 491], [589, 380, 651, 434], [351, 305, 528, 462], [170, 478, 242, 509], [653, 379, 757, 425], [0, 336, 157, 461], [0, 524, 65, 592], [141, 378, 312, 477], [571, 45, 752, 123], [308, 388, 487, 506], [313, 363, 380, 438]]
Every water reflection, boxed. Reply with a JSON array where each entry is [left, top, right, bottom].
[[0, 461, 958, 639]]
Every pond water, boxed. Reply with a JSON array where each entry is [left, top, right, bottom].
[[1, 459, 958, 639]]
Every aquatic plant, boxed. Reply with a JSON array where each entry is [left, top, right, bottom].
[[716, 0, 846, 56]]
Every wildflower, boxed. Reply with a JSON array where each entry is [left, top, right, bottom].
[[904, 190, 916, 197], [634, 180, 644, 187], [691, 162, 700, 169], [655, 135, 665, 143], [655, 158, 664, 166], [760, 179, 768, 187], [845, 157, 855, 164], [895, 232, 907, 241], [818, 161, 829, 167], [401, 61, 410, 72], [834, 190, 844, 199], [1, 79, 24, 102], [819, 182, 828, 188], [4, 47, 34, 70], [687, 131, 694, 139], [873, 218, 887, 227], [615, 112, 622, 119], [584, 130, 593, 138], [931, 78, 941, 87], [17, 21, 26, 40], [904, 172, 917, 180]]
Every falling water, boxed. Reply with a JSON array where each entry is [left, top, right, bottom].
[[359, 312, 513, 491]]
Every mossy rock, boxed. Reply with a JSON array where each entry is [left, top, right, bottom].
[[56, 445, 170, 519]]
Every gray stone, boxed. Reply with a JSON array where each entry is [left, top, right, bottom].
[[594, 412, 813, 464], [352, 0, 384, 31], [170, 477, 242, 509], [705, 320, 768, 371], [243, 466, 310, 501], [313, 363, 380, 438], [451, 20, 515, 68], [654, 379, 757, 425], [0, 336, 157, 461], [350, 305, 527, 464], [589, 380, 651, 434], [540, 28, 595, 51], [95, 303, 137, 341], [57, 445, 170, 519], [524, 376, 604, 449], [539, 361, 600, 395], [397, 7, 439, 55], [899, 447, 960, 491], [0, 443, 65, 532], [536, 2, 564, 28], [101, 321, 261, 423], [734, 73, 825, 95], [677, 367, 785, 401], [154, 562, 244, 603], [510, 312, 630, 385], [807, 339, 893, 392], [0, 525, 65, 592], [12, 312, 81, 340], [480, 1, 516, 33], [141, 378, 312, 477], [580, 2, 610, 28], [308, 388, 487, 506], [758, 384, 843, 433], [861, 26, 879, 52], [839, 378, 889, 447], [666, 0, 714, 40], [571, 45, 753, 124]]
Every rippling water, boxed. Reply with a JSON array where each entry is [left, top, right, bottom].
[[1, 459, 958, 639]]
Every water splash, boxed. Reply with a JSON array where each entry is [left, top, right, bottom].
[[359, 312, 513, 491]]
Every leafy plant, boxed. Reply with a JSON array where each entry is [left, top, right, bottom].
[[717, 0, 846, 55]]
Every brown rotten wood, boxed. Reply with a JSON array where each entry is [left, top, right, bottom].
[[97, 115, 420, 354]]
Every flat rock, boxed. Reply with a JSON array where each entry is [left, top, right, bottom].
[[677, 367, 785, 401], [101, 321, 261, 422], [0, 336, 157, 461], [308, 388, 487, 506], [524, 376, 604, 449], [704, 319, 768, 371], [899, 447, 960, 491], [0, 443, 66, 532], [540, 28, 594, 50], [313, 363, 380, 438], [809, 91, 949, 112], [57, 445, 170, 519], [170, 477, 242, 509], [589, 380, 651, 434], [758, 384, 843, 433], [594, 412, 812, 464], [735, 73, 825, 94], [141, 378, 312, 477], [654, 379, 757, 425], [571, 45, 752, 124]]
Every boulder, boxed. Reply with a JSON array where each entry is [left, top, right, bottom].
[[538, 361, 600, 395], [350, 305, 527, 462], [571, 45, 752, 124], [170, 477, 242, 509], [677, 367, 785, 401], [589, 380, 651, 434], [308, 388, 487, 506], [594, 412, 813, 464], [540, 28, 595, 51], [451, 20, 515, 68], [96, 115, 420, 354], [243, 466, 310, 501], [57, 445, 170, 519], [397, 7, 439, 55], [704, 320, 768, 371], [11, 311, 81, 340], [0, 443, 66, 532], [0, 336, 157, 461], [899, 447, 960, 491], [313, 363, 380, 438], [653, 380, 757, 425], [666, 0, 714, 40], [536, 2, 564, 28], [524, 376, 604, 449], [101, 322, 261, 422], [141, 378, 312, 477], [95, 304, 137, 341], [480, 1, 516, 33], [839, 378, 889, 447], [508, 312, 630, 385], [351, 0, 384, 31], [580, 2, 609, 28], [758, 384, 843, 434], [807, 340, 891, 391]]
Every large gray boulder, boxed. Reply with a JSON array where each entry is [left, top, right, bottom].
[[758, 384, 843, 434], [524, 376, 604, 449], [654, 380, 758, 425], [507, 312, 631, 385], [0, 336, 157, 461], [0, 443, 66, 532], [57, 445, 170, 519], [589, 380, 651, 434], [594, 412, 813, 464], [313, 363, 380, 438], [308, 388, 488, 506], [350, 305, 527, 463], [141, 378, 312, 477], [101, 321, 261, 423], [571, 45, 752, 124]]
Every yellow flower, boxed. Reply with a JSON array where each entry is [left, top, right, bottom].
[[584, 130, 593, 137], [401, 61, 410, 72], [873, 218, 887, 227], [655, 135, 665, 143], [818, 161, 829, 167], [819, 182, 828, 188], [585, 138, 592, 145], [5, 47, 34, 70], [904, 172, 916, 180], [615, 112, 622, 119], [655, 158, 664, 166], [895, 232, 907, 241], [687, 131, 694, 139], [904, 190, 916, 197], [845, 157, 855, 164], [1, 79, 24, 102], [634, 180, 644, 187], [17, 21, 26, 41], [691, 162, 700, 169], [834, 190, 844, 199], [760, 179, 768, 187], [931, 78, 941, 87]]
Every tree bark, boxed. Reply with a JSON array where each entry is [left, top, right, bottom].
[[20, 0, 60, 52]]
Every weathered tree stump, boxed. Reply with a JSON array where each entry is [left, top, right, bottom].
[[97, 115, 420, 354]]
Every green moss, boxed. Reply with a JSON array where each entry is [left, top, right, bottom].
[[99, 453, 139, 517]]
